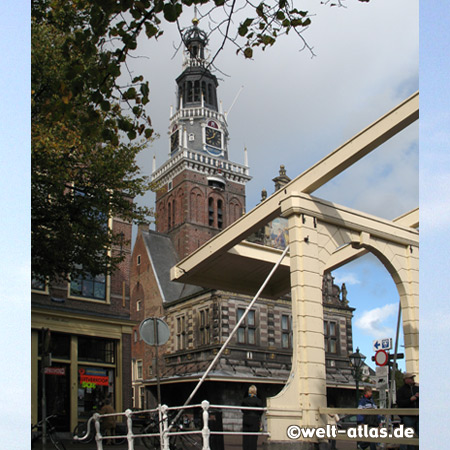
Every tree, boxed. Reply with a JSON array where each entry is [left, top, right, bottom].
[[31, 0, 369, 282], [32, 4, 153, 282]]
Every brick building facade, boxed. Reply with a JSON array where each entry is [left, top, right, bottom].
[[130, 20, 358, 429], [31, 216, 134, 433]]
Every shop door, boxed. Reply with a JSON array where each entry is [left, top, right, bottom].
[[38, 362, 71, 431]]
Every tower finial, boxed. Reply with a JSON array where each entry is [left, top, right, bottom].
[[192, 6, 199, 25]]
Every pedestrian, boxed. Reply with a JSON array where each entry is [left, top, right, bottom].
[[396, 372, 419, 450], [327, 405, 340, 450], [99, 399, 116, 445], [356, 387, 380, 450], [241, 385, 263, 450]]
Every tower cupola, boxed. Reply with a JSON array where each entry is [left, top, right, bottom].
[[176, 19, 219, 111]]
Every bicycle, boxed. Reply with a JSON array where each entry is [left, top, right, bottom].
[[31, 415, 67, 450], [140, 412, 202, 450], [73, 416, 127, 446]]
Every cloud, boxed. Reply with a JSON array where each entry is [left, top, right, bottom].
[[354, 303, 397, 338], [333, 272, 361, 286]]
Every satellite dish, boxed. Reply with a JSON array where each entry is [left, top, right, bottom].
[[139, 318, 170, 346]]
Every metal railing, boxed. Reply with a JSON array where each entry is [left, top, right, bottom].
[[319, 407, 419, 447], [74, 400, 268, 450]]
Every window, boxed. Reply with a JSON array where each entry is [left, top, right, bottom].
[[324, 320, 338, 354], [237, 308, 257, 345], [208, 198, 214, 226], [281, 314, 292, 349], [176, 315, 186, 350], [137, 255, 141, 265], [70, 269, 106, 300], [199, 309, 210, 346], [78, 336, 115, 363], [140, 386, 145, 408], [32, 277, 46, 291], [137, 300, 141, 311], [217, 200, 223, 229], [137, 360, 143, 379]]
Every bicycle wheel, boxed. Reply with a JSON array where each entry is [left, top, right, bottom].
[[140, 424, 160, 449], [48, 431, 67, 450]]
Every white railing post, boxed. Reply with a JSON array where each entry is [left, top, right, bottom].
[[161, 405, 170, 450], [93, 412, 103, 450], [201, 400, 211, 450], [125, 409, 134, 450]]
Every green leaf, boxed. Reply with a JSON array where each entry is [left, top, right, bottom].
[[100, 101, 111, 111], [238, 25, 248, 37], [145, 22, 159, 38], [163, 3, 182, 22], [244, 47, 253, 58]]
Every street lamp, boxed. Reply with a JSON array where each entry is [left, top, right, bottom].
[[349, 347, 366, 406]]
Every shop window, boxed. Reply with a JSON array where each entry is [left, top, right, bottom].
[[237, 308, 257, 345], [78, 367, 115, 421], [78, 336, 115, 364], [281, 314, 292, 349], [38, 331, 71, 359]]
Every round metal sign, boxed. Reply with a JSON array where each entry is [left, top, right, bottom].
[[139, 318, 170, 346], [374, 349, 388, 366]]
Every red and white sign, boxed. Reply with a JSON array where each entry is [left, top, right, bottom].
[[44, 367, 66, 376], [374, 349, 389, 366]]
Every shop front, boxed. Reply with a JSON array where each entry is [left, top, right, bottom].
[[31, 307, 133, 432]]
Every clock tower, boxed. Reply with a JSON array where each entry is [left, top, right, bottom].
[[152, 19, 251, 259]]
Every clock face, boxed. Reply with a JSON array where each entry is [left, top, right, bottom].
[[170, 129, 179, 152], [205, 126, 222, 149]]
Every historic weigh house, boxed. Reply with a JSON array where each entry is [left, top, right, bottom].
[[131, 19, 358, 431]]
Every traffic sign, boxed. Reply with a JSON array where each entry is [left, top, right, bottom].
[[376, 365, 389, 377], [373, 338, 392, 351], [139, 318, 170, 346], [374, 349, 389, 366]]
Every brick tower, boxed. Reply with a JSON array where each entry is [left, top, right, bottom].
[[152, 19, 251, 259]]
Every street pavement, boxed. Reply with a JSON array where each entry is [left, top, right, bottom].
[[34, 434, 362, 450]]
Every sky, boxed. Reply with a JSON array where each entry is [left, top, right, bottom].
[[127, 0, 419, 374], [1, 0, 448, 447]]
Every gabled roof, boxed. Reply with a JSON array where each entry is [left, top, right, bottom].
[[142, 229, 203, 303]]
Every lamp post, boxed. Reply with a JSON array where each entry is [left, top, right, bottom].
[[349, 347, 366, 406]]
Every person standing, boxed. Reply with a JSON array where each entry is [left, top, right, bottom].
[[396, 372, 419, 450], [99, 399, 116, 445], [242, 385, 263, 450], [356, 387, 380, 450], [327, 408, 340, 450]]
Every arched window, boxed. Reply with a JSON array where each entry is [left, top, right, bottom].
[[172, 199, 176, 228], [194, 80, 200, 102], [208, 84, 213, 107], [202, 81, 207, 103], [208, 197, 214, 226], [187, 81, 193, 102], [217, 199, 223, 229], [168, 201, 172, 230]]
